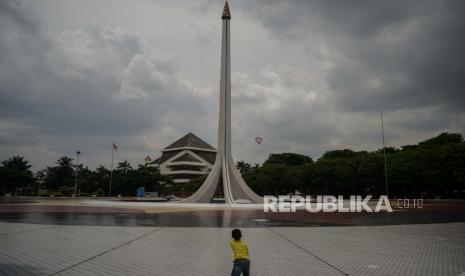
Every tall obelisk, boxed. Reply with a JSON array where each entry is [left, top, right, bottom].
[[183, 1, 262, 204]]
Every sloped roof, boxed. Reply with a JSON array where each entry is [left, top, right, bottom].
[[155, 150, 179, 164], [164, 132, 216, 151], [194, 151, 216, 164], [172, 153, 200, 163], [156, 149, 216, 165]]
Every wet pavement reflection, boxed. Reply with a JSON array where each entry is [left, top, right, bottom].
[[1, 198, 465, 227], [1, 209, 465, 227], [0, 211, 325, 227]]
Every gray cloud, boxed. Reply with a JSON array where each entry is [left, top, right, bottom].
[[0, 0, 39, 34], [242, 0, 465, 112], [0, 0, 216, 169], [0, 0, 464, 170]]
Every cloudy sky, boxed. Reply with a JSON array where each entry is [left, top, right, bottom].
[[1, 0, 464, 171]]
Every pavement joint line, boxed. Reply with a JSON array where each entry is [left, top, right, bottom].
[[0, 225, 57, 236], [48, 227, 164, 276], [268, 228, 350, 276]]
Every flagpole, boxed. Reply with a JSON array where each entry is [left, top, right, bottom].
[[381, 113, 389, 197], [109, 146, 114, 197]]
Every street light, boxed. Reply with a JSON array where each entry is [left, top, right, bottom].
[[74, 150, 81, 197], [380, 113, 389, 197]]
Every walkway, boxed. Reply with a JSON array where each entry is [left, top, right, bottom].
[[1, 222, 464, 275]]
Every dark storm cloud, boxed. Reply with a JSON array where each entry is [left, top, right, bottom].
[[0, 0, 39, 34], [0, 27, 149, 136], [0, 1, 206, 136], [241, 0, 465, 112], [1, 0, 464, 169], [0, 0, 214, 168]]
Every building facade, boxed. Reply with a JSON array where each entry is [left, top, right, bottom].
[[155, 133, 217, 184]]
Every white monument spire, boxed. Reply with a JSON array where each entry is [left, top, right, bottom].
[[183, 1, 262, 204]]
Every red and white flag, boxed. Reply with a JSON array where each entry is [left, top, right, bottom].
[[112, 142, 118, 151]]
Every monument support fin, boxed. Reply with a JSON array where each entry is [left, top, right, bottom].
[[182, 1, 262, 204]]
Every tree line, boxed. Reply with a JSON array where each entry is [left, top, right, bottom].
[[0, 133, 464, 198], [241, 133, 465, 198], [0, 156, 169, 197]]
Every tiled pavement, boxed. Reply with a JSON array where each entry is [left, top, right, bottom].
[[0, 222, 464, 275]]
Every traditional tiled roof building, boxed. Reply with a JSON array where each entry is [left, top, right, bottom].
[[155, 133, 217, 183]]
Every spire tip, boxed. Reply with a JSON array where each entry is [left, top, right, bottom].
[[222, 1, 231, 20]]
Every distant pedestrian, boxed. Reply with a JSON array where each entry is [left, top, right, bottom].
[[230, 229, 250, 276]]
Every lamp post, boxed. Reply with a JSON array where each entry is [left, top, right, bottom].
[[381, 113, 388, 197], [109, 142, 118, 197], [74, 150, 81, 197]]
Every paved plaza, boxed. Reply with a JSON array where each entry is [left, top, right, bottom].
[[1, 222, 465, 276]]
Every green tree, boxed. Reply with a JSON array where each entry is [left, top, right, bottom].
[[0, 156, 34, 195], [77, 166, 98, 195], [322, 149, 357, 159], [263, 153, 313, 166], [94, 165, 110, 194], [135, 163, 169, 193], [111, 160, 134, 195], [419, 132, 463, 147], [117, 160, 133, 173], [236, 160, 251, 174], [44, 156, 75, 191]]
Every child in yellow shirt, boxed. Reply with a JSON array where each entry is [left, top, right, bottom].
[[230, 229, 250, 276]]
